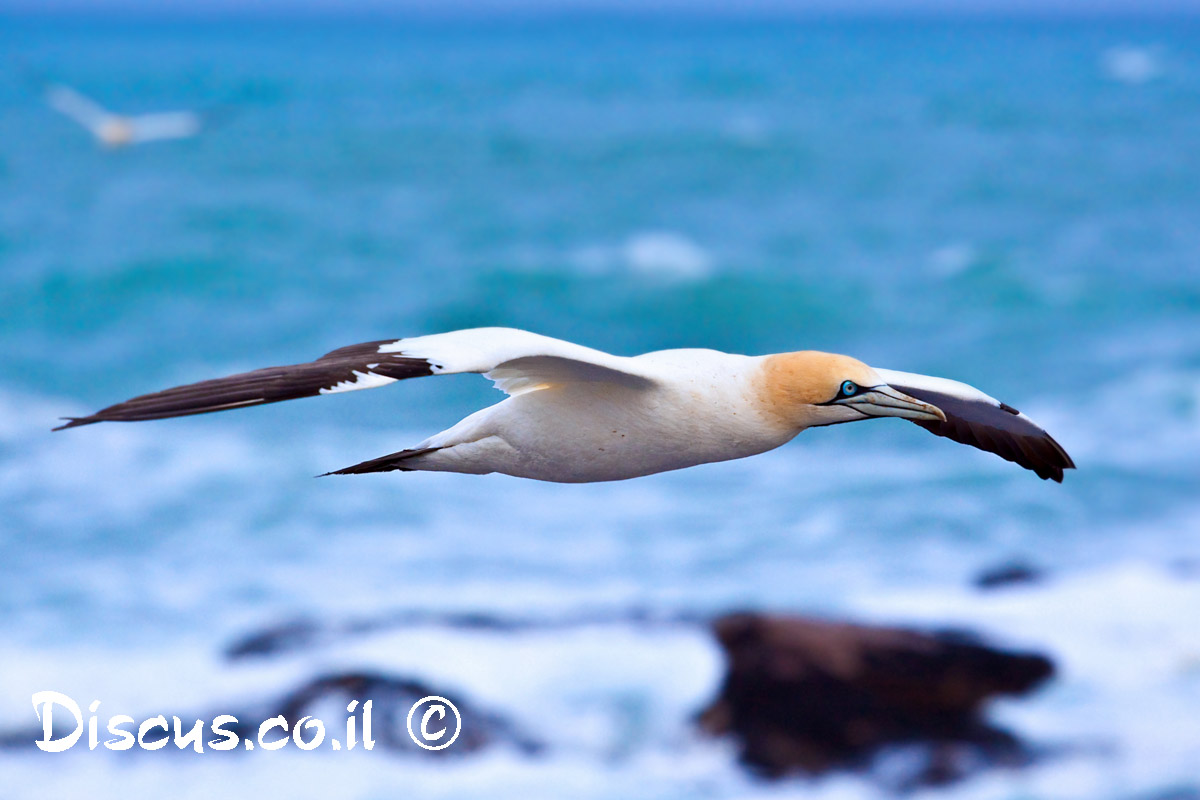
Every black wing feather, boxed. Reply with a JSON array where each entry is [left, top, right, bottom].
[[54, 340, 430, 430], [888, 384, 1076, 482]]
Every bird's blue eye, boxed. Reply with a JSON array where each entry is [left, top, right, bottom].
[[841, 380, 858, 396]]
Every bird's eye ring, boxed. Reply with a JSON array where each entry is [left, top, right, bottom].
[[841, 380, 858, 396]]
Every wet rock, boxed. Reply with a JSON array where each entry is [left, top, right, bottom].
[[0, 726, 41, 750], [1134, 788, 1200, 800], [224, 607, 706, 661], [225, 617, 323, 660], [269, 671, 542, 756], [173, 670, 542, 756], [974, 561, 1044, 590], [698, 613, 1054, 786], [3, 670, 540, 758]]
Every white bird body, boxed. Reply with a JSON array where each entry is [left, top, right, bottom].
[[57, 327, 1075, 483], [414, 348, 789, 482], [44, 84, 203, 148]]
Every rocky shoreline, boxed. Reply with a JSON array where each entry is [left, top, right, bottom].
[[6, 602, 1056, 787]]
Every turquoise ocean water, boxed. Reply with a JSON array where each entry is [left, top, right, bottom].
[[1, 16, 1198, 799]]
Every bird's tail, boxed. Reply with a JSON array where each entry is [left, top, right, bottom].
[[320, 447, 442, 477]]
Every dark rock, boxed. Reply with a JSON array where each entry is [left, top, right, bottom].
[[224, 607, 707, 662], [974, 561, 1044, 590], [3, 670, 540, 758], [225, 617, 323, 660], [698, 613, 1055, 786], [0, 726, 42, 750], [269, 671, 542, 756], [1133, 788, 1200, 800]]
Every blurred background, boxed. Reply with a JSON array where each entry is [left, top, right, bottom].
[[1, 1, 1199, 797]]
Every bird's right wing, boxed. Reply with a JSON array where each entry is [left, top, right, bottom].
[[875, 368, 1075, 482], [128, 111, 203, 142], [54, 328, 653, 430], [44, 84, 112, 132]]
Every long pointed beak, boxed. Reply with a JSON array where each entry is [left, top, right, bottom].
[[842, 385, 947, 422]]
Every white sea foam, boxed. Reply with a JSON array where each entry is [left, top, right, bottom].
[[927, 241, 978, 277], [6, 378, 1197, 643], [3, 563, 1199, 800], [1046, 365, 1200, 471], [0, 622, 743, 800], [569, 232, 713, 280], [721, 114, 771, 148], [1101, 46, 1163, 85], [4, 381, 1199, 798], [623, 232, 713, 279], [852, 562, 1200, 798]]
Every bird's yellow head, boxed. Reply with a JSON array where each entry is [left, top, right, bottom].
[[759, 351, 946, 430]]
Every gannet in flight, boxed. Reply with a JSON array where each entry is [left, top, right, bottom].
[[55, 328, 1075, 483], [43, 83, 203, 148]]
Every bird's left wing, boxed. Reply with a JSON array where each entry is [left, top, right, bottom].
[[44, 84, 112, 132], [128, 111, 203, 142], [54, 328, 653, 430], [875, 368, 1075, 482]]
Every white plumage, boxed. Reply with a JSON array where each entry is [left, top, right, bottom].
[[44, 83, 204, 148], [57, 327, 1075, 483]]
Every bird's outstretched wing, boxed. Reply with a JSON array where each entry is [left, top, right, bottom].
[[54, 328, 653, 430], [44, 84, 113, 133], [875, 368, 1075, 482], [127, 111, 203, 142]]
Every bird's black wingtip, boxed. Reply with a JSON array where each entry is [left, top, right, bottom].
[[1039, 448, 1075, 482], [318, 465, 379, 477], [1048, 439, 1076, 482], [316, 464, 383, 476], [53, 417, 94, 431]]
